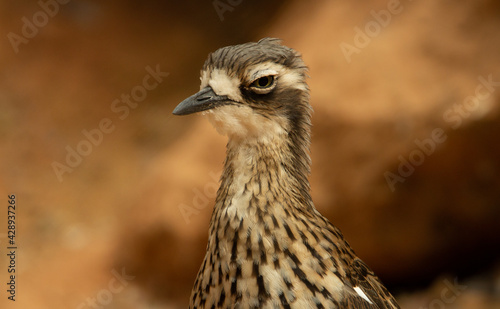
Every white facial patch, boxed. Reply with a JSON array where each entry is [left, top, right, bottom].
[[200, 68, 243, 102], [278, 67, 308, 92], [203, 105, 287, 141]]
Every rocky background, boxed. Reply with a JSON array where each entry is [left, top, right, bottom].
[[1, 0, 499, 308]]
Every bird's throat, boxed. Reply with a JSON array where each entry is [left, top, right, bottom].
[[212, 136, 313, 227]]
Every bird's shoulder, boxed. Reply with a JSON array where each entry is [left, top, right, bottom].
[[290, 209, 400, 308]]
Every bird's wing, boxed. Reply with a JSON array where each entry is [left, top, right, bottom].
[[341, 258, 400, 309]]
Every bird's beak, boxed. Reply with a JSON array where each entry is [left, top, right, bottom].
[[173, 86, 228, 115]]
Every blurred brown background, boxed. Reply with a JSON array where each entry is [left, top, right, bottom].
[[1, 0, 500, 308]]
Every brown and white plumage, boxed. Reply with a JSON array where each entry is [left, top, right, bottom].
[[173, 38, 400, 309]]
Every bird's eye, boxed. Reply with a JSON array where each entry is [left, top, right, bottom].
[[253, 76, 274, 88], [249, 75, 276, 94]]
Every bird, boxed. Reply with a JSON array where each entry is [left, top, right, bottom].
[[173, 38, 400, 309]]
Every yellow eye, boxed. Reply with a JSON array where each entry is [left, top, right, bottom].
[[251, 75, 274, 88]]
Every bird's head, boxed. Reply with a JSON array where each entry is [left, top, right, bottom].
[[173, 38, 311, 143]]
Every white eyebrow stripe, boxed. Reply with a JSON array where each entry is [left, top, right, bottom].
[[353, 286, 373, 304], [250, 69, 278, 82], [207, 68, 243, 102]]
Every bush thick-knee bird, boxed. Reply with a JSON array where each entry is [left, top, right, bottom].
[[173, 38, 400, 309]]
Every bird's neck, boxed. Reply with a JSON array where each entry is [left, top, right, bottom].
[[212, 135, 313, 226]]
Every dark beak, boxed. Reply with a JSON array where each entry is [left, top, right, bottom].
[[173, 86, 228, 115]]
